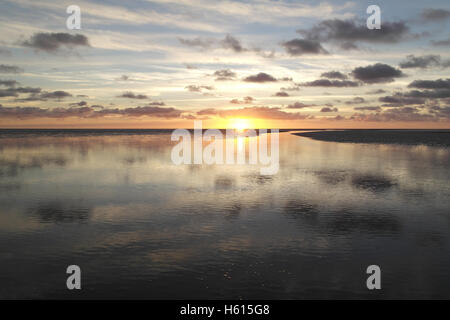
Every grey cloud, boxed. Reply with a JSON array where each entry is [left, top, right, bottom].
[[181, 114, 197, 120], [230, 96, 254, 104], [351, 107, 436, 122], [405, 89, 450, 99], [333, 115, 346, 121], [40, 91, 72, 99], [243, 72, 277, 83], [351, 63, 404, 84], [0, 64, 23, 73], [379, 93, 426, 107], [282, 39, 328, 55], [421, 8, 450, 21], [429, 106, 450, 118], [196, 108, 217, 115], [431, 38, 450, 46], [0, 105, 50, 118], [15, 89, 71, 101], [274, 91, 289, 97], [101, 106, 180, 118], [339, 41, 359, 50], [178, 37, 215, 49], [402, 79, 450, 99], [321, 107, 338, 112], [14, 87, 42, 94], [69, 101, 87, 107], [0, 105, 183, 119], [0, 86, 42, 98], [399, 54, 448, 69], [408, 78, 450, 89], [366, 89, 386, 95], [116, 75, 131, 81], [185, 85, 214, 92], [354, 106, 382, 112], [0, 90, 17, 97], [286, 102, 316, 109], [0, 47, 12, 56], [118, 91, 149, 99], [253, 48, 276, 59], [147, 101, 166, 106], [297, 19, 410, 49], [301, 79, 360, 87], [0, 79, 19, 87], [21, 32, 90, 52], [179, 34, 274, 57], [221, 34, 245, 52], [402, 79, 450, 101], [345, 97, 366, 104], [222, 35, 275, 57], [280, 83, 302, 91], [321, 71, 347, 80], [213, 69, 236, 81]]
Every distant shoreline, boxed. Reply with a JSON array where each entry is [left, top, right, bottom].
[[293, 130, 450, 147]]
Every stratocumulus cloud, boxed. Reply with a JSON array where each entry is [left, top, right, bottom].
[[213, 69, 237, 81], [399, 55, 449, 69], [243, 73, 277, 83], [286, 102, 316, 109], [185, 85, 214, 92], [421, 8, 450, 21], [230, 96, 254, 104], [0, 64, 23, 73], [21, 32, 90, 52], [351, 63, 404, 84], [282, 39, 328, 55], [301, 79, 360, 87], [321, 71, 348, 80], [297, 19, 410, 49], [118, 92, 149, 99], [0, 105, 182, 119]]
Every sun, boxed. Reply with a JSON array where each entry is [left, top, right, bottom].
[[229, 118, 251, 131]]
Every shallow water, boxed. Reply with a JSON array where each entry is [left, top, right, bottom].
[[0, 130, 449, 299]]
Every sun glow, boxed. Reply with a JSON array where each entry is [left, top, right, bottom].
[[229, 118, 252, 131]]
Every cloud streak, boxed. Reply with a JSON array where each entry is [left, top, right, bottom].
[[21, 32, 90, 52], [0, 64, 23, 73], [301, 79, 360, 87], [297, 19, 411, 49], [399, 55, 449, 69], [282, 39, 328, 55], [0, 105, 183, 119]]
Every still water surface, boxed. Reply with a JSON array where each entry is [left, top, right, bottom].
[[0, 130, 449, 299]]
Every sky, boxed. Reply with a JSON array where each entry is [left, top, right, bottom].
[[0, 0, 449, 128]]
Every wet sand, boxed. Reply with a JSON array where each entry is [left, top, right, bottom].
[[293, 130, 450, 147]]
